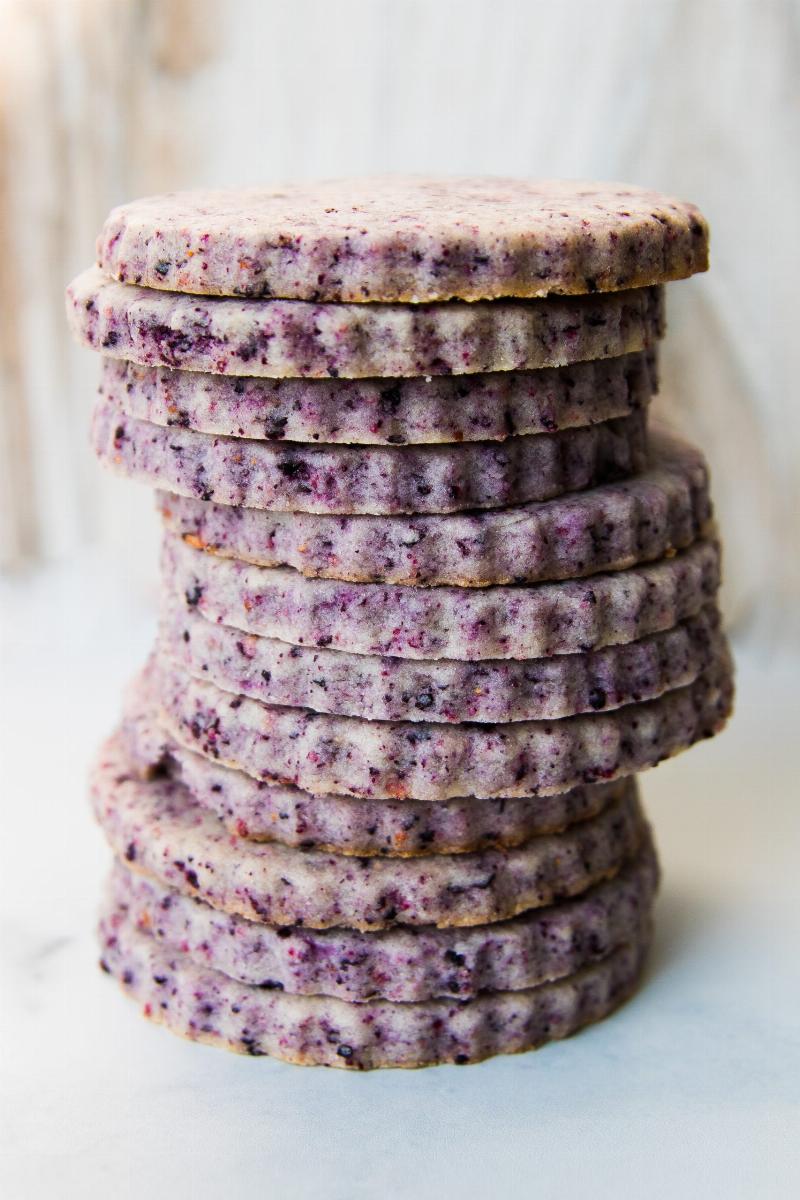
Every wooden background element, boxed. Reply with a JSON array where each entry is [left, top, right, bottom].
[[0, 0, 796, 642]]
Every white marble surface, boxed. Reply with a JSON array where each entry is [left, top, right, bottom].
[[1, 556, 798, 1199]]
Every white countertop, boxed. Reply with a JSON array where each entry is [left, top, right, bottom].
[[1, 556, 797, 1199]]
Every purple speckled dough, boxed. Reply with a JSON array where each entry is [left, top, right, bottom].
[[161, 597, 720, 723], [171, 744, 628, 857], [66, 267, 664, 380], [91, 728, 645, 929], [157, 648, 733, 802], [98, 907, 651, 1068], [120, 678, 634, 854], [107, 842, 658, 1002], [102, 350, 656, 445], [162, 532, 720, 661], [157, 427, 711, 585], [96, 177, 707, 302], [93, 399, 647, 516]]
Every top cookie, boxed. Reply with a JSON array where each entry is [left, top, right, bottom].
[[97, 177, 708, 303]]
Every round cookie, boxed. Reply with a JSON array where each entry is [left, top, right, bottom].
[[171, 742, 630, 857], [98, 909, 651, 1069], [107, 842, 658, 1002], [158, 426, 712, 587], [94, 399, 647, 516], [160, 598, 721, 723], [102, 350, 655, 445], [157, 647, 733, 802], [161, 532, 721, 661], [66, 266, 664, 380], [121, 681, 635, 855], [96, 177, 708, 302], [91, 728, 645, 930]]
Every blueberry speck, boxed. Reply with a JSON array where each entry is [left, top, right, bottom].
[[154, 260, 170, 277], [277, 460, 310, 480], [444, 949, 465, 966], [588, 687, 607, 710], [379, 385, 402, 412], [337, 1044, 354, 1059]]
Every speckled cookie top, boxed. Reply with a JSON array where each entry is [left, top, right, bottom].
[[96, 177, 708, 302], [66, 266, 663, 379]]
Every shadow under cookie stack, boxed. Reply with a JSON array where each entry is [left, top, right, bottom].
[[66, 178, 733, 1069]]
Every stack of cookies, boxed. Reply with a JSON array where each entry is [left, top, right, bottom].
[[66, 179, 732, 1069]]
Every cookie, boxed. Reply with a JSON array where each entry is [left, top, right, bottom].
[[166, 742, 631, 856], [157, 647, 733, 801], [98, 907, 651, 1068], [66, 267, 664, 379], [91, 728, 645, 929], [161, 532, 720, 661], [94, 398, 647, 516], [121, 678, 634, 855], [158, 426, 711, 586], [124, 671, 631, 854], [102, 350, 655, 445], [107, 841, 658, 1001], [96, 177, 707, 302], [161, 598, 720, 723]]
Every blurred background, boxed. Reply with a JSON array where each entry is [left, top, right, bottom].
[[0, 0, 796, 646]]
